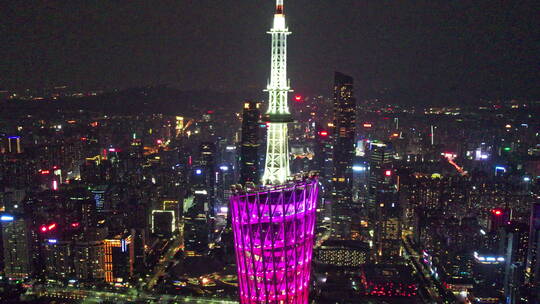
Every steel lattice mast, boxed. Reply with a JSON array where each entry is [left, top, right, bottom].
[[262, 0, 292, 185]]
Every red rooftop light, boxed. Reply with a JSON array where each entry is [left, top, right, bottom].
[[319, 131, 329, 137], [385, 170, 392, 177], [294, 95, 303, 102]]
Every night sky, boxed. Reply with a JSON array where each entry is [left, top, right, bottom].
[[2, 0, 538, 102]]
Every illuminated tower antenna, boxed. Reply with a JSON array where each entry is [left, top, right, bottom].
[[263, 0, 292, 185]]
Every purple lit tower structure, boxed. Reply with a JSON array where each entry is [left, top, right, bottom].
[[230, 1, 319, 303], [230, 181, 318, 303]]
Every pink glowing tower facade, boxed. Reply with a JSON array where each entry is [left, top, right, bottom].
[[230, 180, 319, 303]]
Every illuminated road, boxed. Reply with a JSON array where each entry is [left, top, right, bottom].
[[402, 236, 442, 304], [442, 153, 467, 176], [26, 285, 236, 303], [146, 229, 184, 290]]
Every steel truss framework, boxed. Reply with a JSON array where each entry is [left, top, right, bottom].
[[263, 0, 292, 185], [230, 180, 319, 303]]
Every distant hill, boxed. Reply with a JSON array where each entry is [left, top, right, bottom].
[[0, 86, 264, 118]]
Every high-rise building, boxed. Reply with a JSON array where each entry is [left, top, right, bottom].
[[2, 216, 32, 279], [368, 142, 394, 206], [73, 240, 105, 281], [330, 72, 356, 240], [504, 223, 529, 304], [151, 210, 176, 237], [367, 142, 401, 261], [103, 234, 134, 283], [375, 198, 402, 262], [239, 101, 262, 184], [196, 142, 216, 217], [230, 2, 319, 303], [43, 239, 74, 279], [525, 203, 540, 294], [332, 72, 356, 200], [314, 123, 332, 182]]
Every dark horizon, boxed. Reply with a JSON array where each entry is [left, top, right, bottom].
[[2, 1, 539, 102]]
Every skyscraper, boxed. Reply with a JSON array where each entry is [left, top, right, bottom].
[[198, 142, 216, 216], [504, 223, 529, 304], [367, 142, 401, 261], [332, 72, 356, 199], [368, 142, 394, 206], [2, 217, 32, 279], [262, 0, 292, 185], [240, 101, 262, 184], [230, 2, 318, 303], [330, 72, 356, 239], [525, 203, 540, 295]]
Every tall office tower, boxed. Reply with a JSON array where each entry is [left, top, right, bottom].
[[525, 203, 540, 292], [368, 143, 400, 261], [199, 111, 217, 142], [314, 124, 332, 181], [262, 0, 292, 185], [330, 72, 356, 240], [230, 180, 319, 303], [332, 72, 356, 200], [368, 142, 394, 206], [43, 239, 74, 279], [198, 142, 216, 215], [504, 223, 529, 304], [103, 234, 134, 283], [240, 101, 262, 184], [2, 217, 32, 279], [230, 2, 318, 303], [199, 142, 216, 178]]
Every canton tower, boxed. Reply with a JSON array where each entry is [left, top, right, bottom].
[[262, 0, 292, 185], [230, 1, 319, 303]]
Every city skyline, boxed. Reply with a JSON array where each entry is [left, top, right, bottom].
[[1, 1, 539, 303]]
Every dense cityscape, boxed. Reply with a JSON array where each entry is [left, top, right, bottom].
[[1, 1, 539, 304]]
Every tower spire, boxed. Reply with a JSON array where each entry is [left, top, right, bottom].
[[263, 0, 291, 185], [276, 0, 284, 14]]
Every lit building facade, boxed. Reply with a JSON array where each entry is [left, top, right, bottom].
[[240, 101, 262, 184], [317, 240, 369, 267], [330, 72, 356, 240], [526, 203, 540, 294], [103, 235, 133, 283], [332, 72, 356, 199], [2, 217, 32, 279], [230, 180, 318, 303]]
